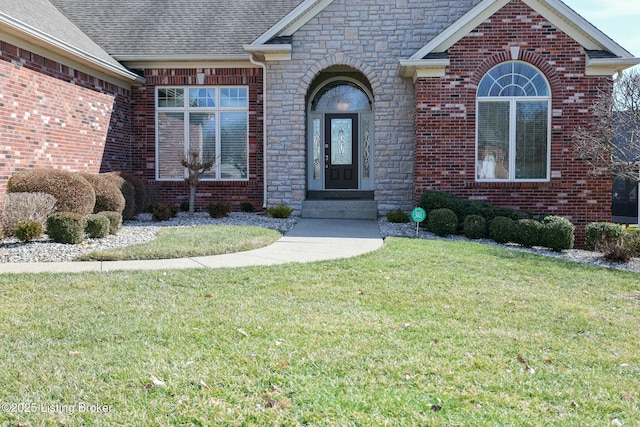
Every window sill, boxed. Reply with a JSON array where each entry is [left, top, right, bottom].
[[467, 181, 558, 189]]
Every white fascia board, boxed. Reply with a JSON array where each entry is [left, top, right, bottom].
[[399, 59, 451, 82], [244, 44, 292, 61], [523, 0, 634, 58], [0, 13, 142, 84], [586, 57, 640, 76], [409, 0, 510, 60], [250, 0, 334, 46]]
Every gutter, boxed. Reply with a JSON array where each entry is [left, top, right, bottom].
[[0, 13, 143, 84], [248, 53, 268, 209]]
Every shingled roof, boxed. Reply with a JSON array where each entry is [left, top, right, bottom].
[[0, 0, 134, 77], [48, 0, 306, 60]]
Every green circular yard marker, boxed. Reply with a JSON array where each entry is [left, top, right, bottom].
[[411, 207, 426, 223]]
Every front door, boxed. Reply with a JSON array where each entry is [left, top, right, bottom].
[[325, 113, 358, 189]]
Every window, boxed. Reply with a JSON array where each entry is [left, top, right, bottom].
[[476, 62, 550, 181], [156, 86, 248, 180]]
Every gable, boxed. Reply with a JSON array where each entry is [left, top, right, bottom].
[[399, 0, 640, 80]]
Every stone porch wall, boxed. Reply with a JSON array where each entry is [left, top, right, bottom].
[[264, 0, 481, 214]]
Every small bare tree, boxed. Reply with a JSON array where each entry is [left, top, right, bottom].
[[573, 69, 640, 181], [181, 149, 215, 215]]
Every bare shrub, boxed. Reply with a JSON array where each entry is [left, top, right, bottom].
[[1, 192, 56, 237]]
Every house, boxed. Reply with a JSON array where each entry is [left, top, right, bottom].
[[1, 0, 638, 241]]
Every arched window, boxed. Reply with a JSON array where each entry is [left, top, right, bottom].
[[476, 62, 550, 181], [311, 82, 372, 112]]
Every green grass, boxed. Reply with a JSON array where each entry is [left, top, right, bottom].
[[77, 225, 281, 261], [0, 237, 638, 426]]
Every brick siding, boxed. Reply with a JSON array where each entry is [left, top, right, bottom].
[[413, 0, 612, 243], [131, 68, 265, 211], [0, 41, 131, 203]]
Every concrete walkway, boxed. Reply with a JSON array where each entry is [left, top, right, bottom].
[[0, 219, 384, 274]]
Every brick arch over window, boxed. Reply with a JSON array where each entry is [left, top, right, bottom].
[[297, 53, 382, 100], [470, 50, 561, 95]]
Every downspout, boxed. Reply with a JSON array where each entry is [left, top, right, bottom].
[[249, 53, 268, 209]]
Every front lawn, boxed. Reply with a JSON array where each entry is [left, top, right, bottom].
[[0, 238, 638, 426]]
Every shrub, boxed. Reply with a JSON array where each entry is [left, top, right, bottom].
[[623, 228, 640, 257], [46, 212, 86, 244], [427, 208, 458, 237], [463, 214, 486, 239], [14, 221, 43, 243], [102, 173, 136, 220], [542, 216, 575, 252], [489, 216, 517, 244], [85, 214, 110, 239], [266, 204, 294, 219], [101, 211, 123, 234], [418, 191, 461, 215], [7, 169, 95, 215], [514, 219, 544, 247], [79, 173, 126, 215], [386, 208, 410, 223], [151, 203, 174, 222], [585, 222, 625, 251], [180, 200, 190, 212], [113, 172, 147, 215], [168, 203, 180, 218], [1, 192, 56, 237], [208, 201, 232, 218], [240, 202, 255, 213]]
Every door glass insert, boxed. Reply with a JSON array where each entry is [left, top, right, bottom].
[[331, 118, 352, 165]]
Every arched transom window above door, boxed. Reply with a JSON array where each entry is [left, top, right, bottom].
[[476, 61, 551, 182], [311, 82, 372, 112]]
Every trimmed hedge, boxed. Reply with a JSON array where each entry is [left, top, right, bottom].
[[102, 173, 136, 220], [46, 212, 86, 244], [101, 211, 123, 234], [14, 221, 43, 243], [463, 214, 486, 239], [266, 204, 293, 219], [1, 192, 56, 237], [386, 208, 410, 223], [79, 173, 125, 215], [113, 172, 147, 215], [7, 169, 95, 216], [427, 208, 458, 237], [85, 213, 110, 239], [515, 219, 544, 248], [207, 201, 231, 218], [240, 202, 255, 213], [542, 216, 575, 252], [585, 222, 625, 251], [489, 216, 517, 244]]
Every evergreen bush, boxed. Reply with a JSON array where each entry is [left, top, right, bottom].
[[151, 203, 174, 222], [514, 219, 544, 247], [489, 216, 517, 244], [102, 173, 136, 220], [386, 208, 410, 223], [267, 204, 294, 219], [463, 214, 486, 239], [85, 214, 110, 239], [585, 222, 625, 251], [46, 212, 86, 244], [14, 221, 43, 243], [542, 216, 575, 251], [240, 202, 255, 213], [207, 201, 231, 218], [101, 211, 123, 234], [427, 208, 458, 237], [113, 172, 147, 215]]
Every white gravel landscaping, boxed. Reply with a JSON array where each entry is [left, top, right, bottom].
[[1, 212, 639, 273]]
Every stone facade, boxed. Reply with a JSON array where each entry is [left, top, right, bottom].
[[264, 0, 481, 213], [413, 0, 612, 241], [0, 41, 131, 199]]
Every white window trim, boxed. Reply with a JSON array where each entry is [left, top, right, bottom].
[[476, 63, 551, 183], [155, 86, 249, 182]]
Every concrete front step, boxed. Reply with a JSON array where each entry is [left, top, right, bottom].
[[301, 199, 378, 220]]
